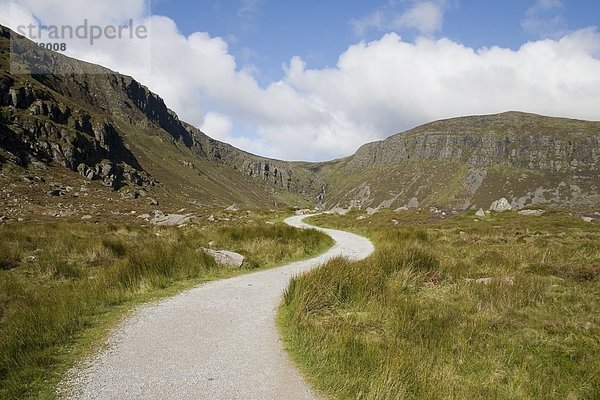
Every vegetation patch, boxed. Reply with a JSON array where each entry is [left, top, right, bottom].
[[0, 215, 333, 399], [280, 210, 600, 399]]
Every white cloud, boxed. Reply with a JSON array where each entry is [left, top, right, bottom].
[[199, 112, 233, 141], [522, 0, 568, 38], [237, 0, 263, 32], [394, 2, 444, 34], [351, 1, 449, 36], [3, 0, 600, 162]]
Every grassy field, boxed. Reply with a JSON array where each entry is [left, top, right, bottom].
[[0, 211, 333, 400], [280, 209, 600, 399]]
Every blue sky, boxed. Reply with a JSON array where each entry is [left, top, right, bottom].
[[4, 0, 600, 161], [152, 0, 600, 85]]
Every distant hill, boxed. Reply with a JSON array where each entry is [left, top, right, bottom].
[[318, 112, 600, 211], [1, 25, 599, 219]]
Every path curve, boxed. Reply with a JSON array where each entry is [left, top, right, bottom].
[[63, 215, 374, 399]]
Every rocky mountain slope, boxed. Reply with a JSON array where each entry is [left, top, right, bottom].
[[1, 26, 324, 220], [317, 112, 600, 211], [1, 25, 599, 219]]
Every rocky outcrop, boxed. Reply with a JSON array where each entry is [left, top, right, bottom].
[[348, 113, 600, 173]]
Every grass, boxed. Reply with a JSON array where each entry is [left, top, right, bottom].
[[0, 214, 333, 400], [279, 209, 600, 399]]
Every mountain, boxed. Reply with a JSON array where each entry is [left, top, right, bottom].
[[318, 112, 600, 211], [1, 25, 599, 220], [0, 26, 324, 219]]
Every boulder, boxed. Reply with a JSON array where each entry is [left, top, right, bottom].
[[489, 198, 512, 212], [407, 197, 419, 208], [201, 248, 245, 268], [518, 209, 545, 216], [151, 213, 193, 226]]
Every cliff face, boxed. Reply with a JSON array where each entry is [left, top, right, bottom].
[[323, 113, 600, 211], [348, 113, 600, 173]]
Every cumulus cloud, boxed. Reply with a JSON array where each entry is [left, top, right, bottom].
[[3, 0, 600, 162]]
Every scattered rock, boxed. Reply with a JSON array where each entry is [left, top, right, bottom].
[[582, 216, 594, 223], [356, 215, 366, 220], [366, 207, 379, 215], [518, 209, 545, 216], [394, 206, 409, 212], [200, 248, 245, 268], [81, 215, 93, 220], [0, 216, 7, 222], [149, 198, 159, 206], [475, 208, 485, 217], [489, 198, 512, 212], [207, 214, 215, 222], [138, 213, 151, 219], [226, 204, 240, 212]]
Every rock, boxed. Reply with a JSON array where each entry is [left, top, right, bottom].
[[207, 214, 216, 222], [518, 209, 545, 216], [226, 204, 240, 212], [582, 216, 594, 223], [407, 197, 419, 208], [149, 198, 159, 206], [47, 188, 64, 197], [151, 213, 193, 226], [138, 213, 151, 219], [366, 207, 379, 215], [489, 198, 512, 212], [475, 208, 485, 217], [394, 206, 409, 212], [356, 215, 367, 220], [0, 216, 7, 222], [81, 215, 93, 220], [200, 248, 245, 268]]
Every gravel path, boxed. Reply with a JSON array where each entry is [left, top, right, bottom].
[[62, 215, 374, 400]]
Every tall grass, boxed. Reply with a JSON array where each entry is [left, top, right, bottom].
[[0, 219, 332, 399], [280, 211, 600, 399]]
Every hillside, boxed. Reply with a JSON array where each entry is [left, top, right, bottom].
[[318, 112, 600, 211], [0, 25, 323, 220], [1, 25, 599, 219]]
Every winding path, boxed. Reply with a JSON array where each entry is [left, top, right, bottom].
[[64, 215, 374, 399]]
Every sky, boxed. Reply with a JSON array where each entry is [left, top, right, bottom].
[[2, 0, 600, 161]]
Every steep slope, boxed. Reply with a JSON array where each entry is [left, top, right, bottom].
[[318, 112, 600, 211], [1, 25, 599, 217], [0, 26, 323, 220]]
